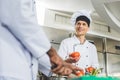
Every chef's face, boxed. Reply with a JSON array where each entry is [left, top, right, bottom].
[[75, 20, 89, 36]]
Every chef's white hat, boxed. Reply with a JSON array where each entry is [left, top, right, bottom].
[[71, 10, 92, 26]]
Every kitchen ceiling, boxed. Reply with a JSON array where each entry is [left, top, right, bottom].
[[91, 0, 120, 32], [37, 0, 94, 12]]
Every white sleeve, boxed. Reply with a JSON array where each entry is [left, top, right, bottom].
[[58, 40, 68, 60], [38, 54, 52, 76], [0, 0, 51, 59], [91, 45, 99, 68]]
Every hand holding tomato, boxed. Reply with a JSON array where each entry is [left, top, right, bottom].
[[68, 52, 80, 63], [69, 52, 80, 58]]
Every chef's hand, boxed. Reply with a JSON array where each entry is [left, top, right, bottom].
[[51, 61, 83, 76], [47, 47, 65, 74], [52, 66, 73, 76], [63, 61, 83, 74]]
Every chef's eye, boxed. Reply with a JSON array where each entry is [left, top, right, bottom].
[[83, 23, 87, 26], [76, 22, 81, 25]]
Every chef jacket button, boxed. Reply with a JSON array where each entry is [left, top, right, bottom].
[[86, 47, 88, 48], [30, 64, 33, 68], [86, 65, 88, 67], [86, 55, 88, 57]]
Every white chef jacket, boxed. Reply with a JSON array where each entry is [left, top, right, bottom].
[[0, 0, 52, 80], [58, 36, 99, 70]]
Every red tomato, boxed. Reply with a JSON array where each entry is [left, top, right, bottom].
[[86, 66, 95, 73], [75, 70, 84, 77], [69, 52, 80, 58]]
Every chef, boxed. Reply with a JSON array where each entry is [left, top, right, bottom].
[[58, 10, 99, 71]]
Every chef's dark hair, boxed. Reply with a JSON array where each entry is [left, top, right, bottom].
[[75, 16, 90, 27]]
